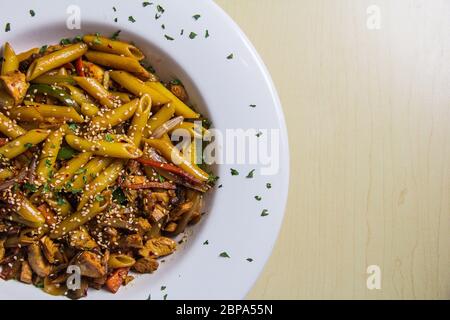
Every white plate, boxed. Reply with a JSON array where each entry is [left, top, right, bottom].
[[0, 0, 289, 300]]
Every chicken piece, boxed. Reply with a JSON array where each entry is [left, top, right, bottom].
[[20, 261, 33, 284], [83, 61, 105, 83], [163, 222, 177, 233], [170, 201, 194, 221], [139, 237, 177, 258], [68, 227, 98, 250], [40, 236, 63, 264], [0, 71, 30, 104], [134, 217, 151, 235], [27, 243, 52, 277], [73, 251, 106, 278], [150, 204, 169, 223], [132, 257, 159, 274]]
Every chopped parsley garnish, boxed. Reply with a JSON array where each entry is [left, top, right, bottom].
[[227, 53, 234, 60], [39, 45, 48, 54], [230, 168, 239, 176], [249, 104, 256, 108], [111, 30, 121, 40], [157, 5, 165, 13], [68, 123, 79, 132], [203, 240, 209, 245], [42, 184, 50, 193], [192, 14, 201, 20], [218, 184, 223, 189], [207, 173, 219, 185], [143, 2, 153, 7], [112, 6, 117, 12], [164, 35, 174, 41], [45, 159, 52, 168], [155, 13, 161, 20], [56, 197, 66, 206], [246, 169, 255, 178], [73, 35, 83, 43], [180, 29, 184, 36], [219, 252, 230, 258], [29, 10, 36, 17], [95, 195, 105, 202], [128, 16, 136, 23], [82, 176, 88, 185], [157, 174, 166, 183], [23, 182, 38, 193], [160, 286, 166, 291], [24, 143, 33, 149], [246, 258, 254, 262], [114, 18, 118, 23], [112, 187, 127, 205], [161, 24, 165, 30], [189, 32, 197, 39], [60, 38, 71, 45], [163, 294, 168, 300], [205, 30, 210, 38], [261, 209, 269, 217], [256, 131, 263, 138], [5, 23, 11, 32], [255, 196, 262, 201], [170, 79, 182, 85], [75, 168, 87, 175], [266, 183, 272, 189], [57, 146, 77, 160], [105, 134, 114, 142]]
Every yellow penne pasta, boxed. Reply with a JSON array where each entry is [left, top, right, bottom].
[[36, 126, 65, 182], [5, 192, 46, 227], [143, 135, 209, 182], [85, 51, 150, 79], [83, 35, 145, 60], [17, 47, 39, 62], [143, 103, 175, 137], [65, 135, 143, 159], [90, 99, 139, 131], [11, 104, 84, 123], [0, 129, 50, 159], [62, 84, 100, 117], [0, 111, 27, 138], [0, 168, 14, 180], [52, 152, 92, 189], [146, 82, 200, 119], [128, 94, 152, 146], [111, 91, 131, 103], [73, 76, 117, 109], [77, 160, 124, 210], [109, 71, 169, 106], [1, 42, 19, 75], [71, 157, 113, 190], [169, 121, 208, 139], [26, 43, 88, 81]]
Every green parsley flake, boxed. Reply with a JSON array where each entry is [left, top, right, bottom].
[[261, 209, 269, 217], [203, 240, 209, 245], [230, 168, 239, 176], [23, 182, 37, 193], [56, 197, 66, 206], [163, 294, 168, 300], [24, 143, 33, 149], [250, 104, 256, 108], [227, 53, 234, 60], [256, 131, 263, 138], [205, 30, 210, 38], [189, 32, 197, 39], [39, 45, 48, 54], [105, 134, 114, 142], [129, 16, 136, 23], [161, 286, 166, 291], [266, 183, 272, 189], [45, 159, 52, 168], [255, 196, 262, 201], [111, 30, 121, 40], [246, 169, 255, 178], [219, 252, 230, 258], [193, 14, 201, 20], [30, 10, 36, 17], [143, 2, 153, 7], [68, 123, 79, 132], [95, 195, 105, 202], [246, 258, 254, 262], [164, 35, 174, 41], [157, 5, 165, 13], [5, 23, 11, 32]]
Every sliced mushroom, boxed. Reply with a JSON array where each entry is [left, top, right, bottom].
[[20, 261, 33, 284], [40, 236, 63, 264], [68, 227, 98, 250], [0, 71, 30, 104], [27, 243, 52, 277]]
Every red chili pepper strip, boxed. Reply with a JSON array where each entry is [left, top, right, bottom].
[[136, 158, 203, 186], [105, 268, 129, 294], [75, 57, 85, 77]]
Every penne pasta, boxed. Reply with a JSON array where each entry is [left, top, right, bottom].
[[143, 103, 175, 137], [83, 35, 145, 60], [0, 111, 27, 139], [85, 51, 150, 79], [0, 129, 50, 159], [62, 84, 100, 117], [5, 192, 46, 228], [70, 157, 113, 190], [36, 126, 65, 182], [77, 161, 123, 210], [128, 94, 152, 146], [90, 98, 139, 131], [108, 254, 136, 269], [52, 151, 92, 189], [73, 76, 117, 109], [1, 42, 19, 75], [109, 71, 169, 106], [146, 82, 200, 119], [65, 134, 143, 159], [26, 43, 88, 81], [143, 135, 209, 182], [16, 47, 39, 62], [10, 104, 84, 123]]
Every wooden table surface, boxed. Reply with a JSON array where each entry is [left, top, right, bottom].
[[215, 0, 450, 299]]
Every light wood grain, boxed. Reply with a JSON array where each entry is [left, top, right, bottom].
[[215, 0, 450, 299]]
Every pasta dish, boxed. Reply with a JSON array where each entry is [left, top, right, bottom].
[[0, 34, 214, 298]]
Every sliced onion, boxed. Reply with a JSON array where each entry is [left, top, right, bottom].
[[0, 166, 28, 191], [151, 116, 184, 139]]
